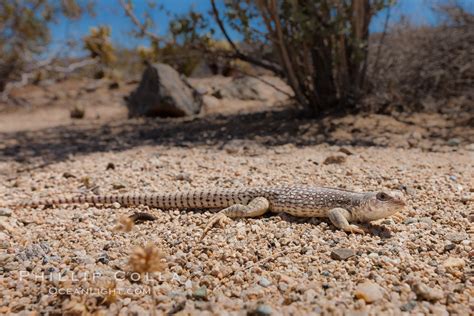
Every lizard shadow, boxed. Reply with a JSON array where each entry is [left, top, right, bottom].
[[276, 212, 394, 239]]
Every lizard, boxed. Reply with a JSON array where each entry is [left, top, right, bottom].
[[6, 185, 406, 237]]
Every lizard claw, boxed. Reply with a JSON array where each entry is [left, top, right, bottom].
[[200, 212, 231, 240]]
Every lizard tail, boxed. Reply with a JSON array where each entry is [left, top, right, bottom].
[[8, 195, 124, 208]]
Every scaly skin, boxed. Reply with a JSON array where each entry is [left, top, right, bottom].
[[7, 185, 406, 237]]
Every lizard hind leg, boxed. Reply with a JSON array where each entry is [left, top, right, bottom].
[[328, 207, 369, 234], [201, 197, 270, 240]]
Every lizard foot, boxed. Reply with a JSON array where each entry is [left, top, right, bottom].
[[343, 224, 369, 234], [391, 213, 406, 222], [201, 212, 231, 240]]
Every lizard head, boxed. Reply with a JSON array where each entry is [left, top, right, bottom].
[[357, 190, 406, 222]]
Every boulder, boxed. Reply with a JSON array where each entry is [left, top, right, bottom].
[[126, 63, 202, 117]]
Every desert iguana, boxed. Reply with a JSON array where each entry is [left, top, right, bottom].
[[7, 186, 406, 237]]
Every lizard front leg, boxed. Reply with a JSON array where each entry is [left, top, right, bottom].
[[201, 197, 270, 239], [328, 208, 368, 234]]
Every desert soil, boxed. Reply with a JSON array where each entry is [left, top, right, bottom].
[[0, 76, 472, 315]]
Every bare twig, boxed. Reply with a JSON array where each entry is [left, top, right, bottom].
[[44, 58, 97, 73], [118, 0, 163, 42], [1, 57, 97, 102]]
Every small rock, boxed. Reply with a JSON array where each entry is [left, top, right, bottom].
[[331, 248, 356, 260], [62, 172, 76, 179], [449, 175, 457, 181], [70, 104, 85, 119], [404, 218, 418, 225], [412, 282, 444, 301], [442, 257, 464, 269], [109, 82, 119, 90], [419, 216, 432, 224], [112, 183, 126, 190], [339, 147, 354, 155], [444, 244, 456, 252], [447, 138, 461, 146], [323, 155, 346, 165], [399, 185, 416, 196], [0, 231, 10, 242], [175, 173, 191, 182], [112, 202, 121, 209], [465, 143, 474, 151], [193, 286, 207, 300], [354, 281, 384, 303], [0, 208, 12, 217], [96, 253, 110, 264], [258, 277, 272, 288], [248, 304, 273, 316], [446, 233, 467, 244], [0, 254, 13, 265], [106, 163, 115, 170], [184, 279, 193, 290], [400, 301, 417, 312]]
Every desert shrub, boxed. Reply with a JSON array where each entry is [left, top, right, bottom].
[[121, 0, 392, 115], [0, 0, 92, 92], [366, 3, 474, 112], [83, 25, 117, 66]]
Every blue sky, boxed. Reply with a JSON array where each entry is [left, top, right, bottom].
[[49, 0, 474, 55]]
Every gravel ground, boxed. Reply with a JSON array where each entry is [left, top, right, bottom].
[[0, 81, 472, 315]]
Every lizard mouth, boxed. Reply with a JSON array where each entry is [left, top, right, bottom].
[[394, 199, 406, 207]]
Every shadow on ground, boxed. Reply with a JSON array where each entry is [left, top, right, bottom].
[[0, 108, 471, 167]]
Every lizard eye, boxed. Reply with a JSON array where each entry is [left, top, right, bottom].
[[376, 192, 390, 201]]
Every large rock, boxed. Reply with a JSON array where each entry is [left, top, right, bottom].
[[212, 75, 291, 102], [126, 63, 202, 117]]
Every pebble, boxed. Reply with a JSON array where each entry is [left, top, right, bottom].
[[96, 253, 110, 264], [0, 208, 12, 217], [404, 218, 418, 225], [338, 147, 354, 155], [400, 301, 417, 312], [62, 172, 76, 179], [112, 202, 121, 209], [258, 277, 272, 288], [465, 143, 474, 151], [354, 281, 384, 303], [419, 217, 432, 225], [249, 304, 273, 316], [112, 183, 126, 190], [331, 248, 356, 260], [401, 185, 416, 196], [193, 286, 208, 300], [447, 138, 461, 146], [175, 173, 192, 182], [412, 282, 444, 301], [445, 233, 467, 244], [442, 257, 464, 269], [323, 155, 346, 165], [0, 254, 13, 265], [444, 244, 456, 252]]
